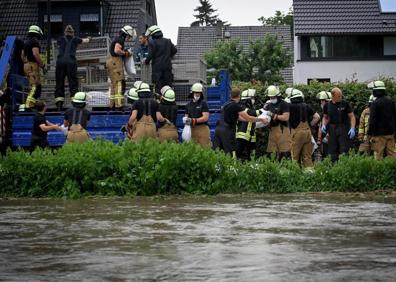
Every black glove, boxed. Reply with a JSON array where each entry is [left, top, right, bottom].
[[120, 125, 127, 133]]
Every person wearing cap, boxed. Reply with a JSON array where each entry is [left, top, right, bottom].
[[321, 87, 356, 162], [288, 89, 320, 168], [31, 100, 61, 149], [235, 89, 261, 160], [316, 91, 332, 159], [144, 25, 177, 94], [184, 83, 211, 148], [263, 85, 291, 160], [127, 82, 162, 140], [358, 95, 375, 155], [54, 25, 91, 111], [214, 88, 268, 157], [64, 92, 91, 144], [158, 86, 178, 142], [106, 25, 137, 110], [21, 25, 45, 110], [367, 81, 396, 160], [122, 87, 139, 139]]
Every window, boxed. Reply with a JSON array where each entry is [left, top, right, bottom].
[[44, 14, 63, 38], [301, 36, 384, 59], [384, 37, 396, 55], [379, 0, 396, 13], [80, 13, 100, 36]]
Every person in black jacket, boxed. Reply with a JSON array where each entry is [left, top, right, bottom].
[[55, 25, 91, 111], [144, 25, 177, 94], [321, 87, 356, 162], [31, 101, 61, 149], [367, 81, 396, 160]]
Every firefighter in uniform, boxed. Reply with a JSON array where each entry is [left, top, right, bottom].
[[264, 85, 291, 160], [358, 95, 375, 155], [158, 86, 178, 142], [55, 25, 91, 111], [64, 92, 91, 144], [122, 87, 139, 139], [289, 89, 320, 168], [214, 88, 266, 157], [367, 81, 396, 160], [144, 25, 177, 94], [236, 89, 261, 161], [316, 91, 332, 159], [128, 83, 161, 140], [184, 83, 211, 148], [321, 87, 356, 162], [22, 25, 45, 110], [106, 25, 136, 110]]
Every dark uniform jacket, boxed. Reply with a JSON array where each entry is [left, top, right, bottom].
[[146, 33, 177, 72], [368, 96, 396, 136]]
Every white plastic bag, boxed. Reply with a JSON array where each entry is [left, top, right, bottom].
[[311, 136, 318, 154], [255, 110, 272, 129], [59, 124, 68, 136], [124, 56, 136, 75], [182, 125, 192, 142]]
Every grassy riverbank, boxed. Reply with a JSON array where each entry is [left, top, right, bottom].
[[0, 140, 395, 199]]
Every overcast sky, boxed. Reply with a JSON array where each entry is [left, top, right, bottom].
[[155, 0, 293, 43]]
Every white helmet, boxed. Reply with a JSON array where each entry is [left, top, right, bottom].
[[145, 25, 161, 37], [161, 86, 176, 102], [126, 88, 139, 101], [137, 82, 151, 93], [290, 89, 304, 100], [369, 95, 376, 103], [28, 25, 43, 36], [191, 83, 204, 93], [121, 25, 137, 39], [367, 80, 386, 90], [266, 85, 280, 97]]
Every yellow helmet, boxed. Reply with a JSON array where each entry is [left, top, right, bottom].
[[161, 86, 176, 102], [266, 85, 280, 97]]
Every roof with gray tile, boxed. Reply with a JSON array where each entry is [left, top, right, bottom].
[[0, 0, 156, 39], [176, 25, 293, 83], [294, 0, 396, 35]]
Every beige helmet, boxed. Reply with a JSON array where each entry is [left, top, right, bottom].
[[161, 86, 176, 102], [72, 92, 88, 103], [266, 85, 280, 97]]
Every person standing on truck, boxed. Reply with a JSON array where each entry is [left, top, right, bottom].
[[31, 101, 61, 149], [21, 25, 46, 111], [106, 25, 136, 110], [143, 25, 177, 94], [184, 83, 211, 148], [54, 25, 91, 111], [214, 88, 267, 157], [64, 92, 91, 144]]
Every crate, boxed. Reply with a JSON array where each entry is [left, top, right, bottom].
[[172, 58, 207, 84]]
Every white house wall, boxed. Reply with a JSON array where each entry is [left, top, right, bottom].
[[294, 60, 396, 84]]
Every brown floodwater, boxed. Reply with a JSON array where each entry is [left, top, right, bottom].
[[0, 194, 395, 281]]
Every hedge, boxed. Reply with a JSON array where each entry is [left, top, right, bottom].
[[0, 140, 395, 199]]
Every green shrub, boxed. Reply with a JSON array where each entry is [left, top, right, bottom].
[[0, 140, 395, 199]]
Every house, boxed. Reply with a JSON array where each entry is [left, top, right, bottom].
[[0, 0, 157, 40], [293, 0, 396, 84], [176, 23, 294, 84]]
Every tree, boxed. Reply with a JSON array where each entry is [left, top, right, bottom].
[[204, 35, 291, 84], [258, 8, 294, 40], [193, 0, 220, 26]]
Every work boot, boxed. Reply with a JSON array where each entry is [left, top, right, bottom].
[[56, 101, 63, 111]]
